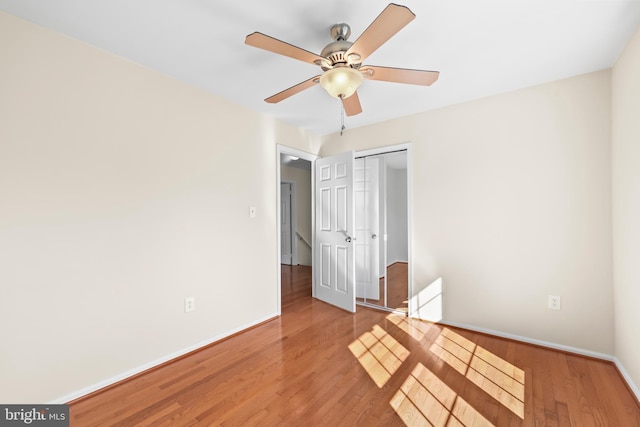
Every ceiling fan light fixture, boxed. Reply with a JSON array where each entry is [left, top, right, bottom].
[[319, 67, 363, 99]]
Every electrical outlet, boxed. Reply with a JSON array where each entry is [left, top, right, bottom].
[[185, 297, 195, 313], [548, 295, 561, 310]]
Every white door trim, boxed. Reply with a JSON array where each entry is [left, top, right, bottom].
[[276, 145, 317, 314], [354, 143, 413, 317]]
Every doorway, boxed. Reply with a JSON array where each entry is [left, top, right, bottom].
[[277, 146, 316, 314]]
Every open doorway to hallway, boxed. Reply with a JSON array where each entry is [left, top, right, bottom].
[[280, 153, 312, 266], [277, 146, 316, 313]]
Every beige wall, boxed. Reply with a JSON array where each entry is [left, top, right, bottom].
[[280, 164, 312, 266], [0, 12, 320, 403], [322, 70, 614, 355], [612, 25, 640, 393]]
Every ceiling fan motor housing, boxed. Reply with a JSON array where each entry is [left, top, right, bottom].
[[320, 24, 361, 70]]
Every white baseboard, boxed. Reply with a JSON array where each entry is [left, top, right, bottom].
[[50, 313, 279, 404], [613, 357, 640, 401], [437, 320, 640, 402], [438, 319, 614, 360]]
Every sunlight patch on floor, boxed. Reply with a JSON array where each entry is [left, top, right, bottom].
[[390, 363, 495, 427], [348, 324, 410, 387], [429, 328, 525, 418], [386, 313, 433, 342]]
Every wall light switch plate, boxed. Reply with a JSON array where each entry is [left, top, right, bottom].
[[548, 295, 561, 310], [249, 206, 256, 218], [185, 297, 195, 313]]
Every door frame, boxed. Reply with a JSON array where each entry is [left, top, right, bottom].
[[354, 143, 413, 317], [276, 145, 317, 314], [280, 180, 297, 266]]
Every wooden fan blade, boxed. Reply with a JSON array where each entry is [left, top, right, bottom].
[[245, 32, 325, 65], [265, 76, 321, 104], [361, 65, 440, 86], [346, 4, 415, 62], [342, 92, 363, 116]]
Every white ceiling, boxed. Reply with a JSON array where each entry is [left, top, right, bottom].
[[2, 0, 639, 135]]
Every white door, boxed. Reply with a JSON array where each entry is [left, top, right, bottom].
[[280, 182, 293, 265], [355, 157, 380, 299], [314, 151, 356, 312]]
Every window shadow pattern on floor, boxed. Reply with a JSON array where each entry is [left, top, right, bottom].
[[349, 313, 525, 426]]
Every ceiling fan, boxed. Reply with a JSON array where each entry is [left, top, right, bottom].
[[245, 3, 439, 117]]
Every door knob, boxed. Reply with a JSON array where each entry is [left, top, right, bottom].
[[372, 234, 377, 239], [340, 229, 354, 243]]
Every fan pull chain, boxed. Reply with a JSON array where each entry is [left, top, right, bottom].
[[340, 97, 345, 136]]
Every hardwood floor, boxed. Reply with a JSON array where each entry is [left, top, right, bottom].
[[70, 265, 640, 426]]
